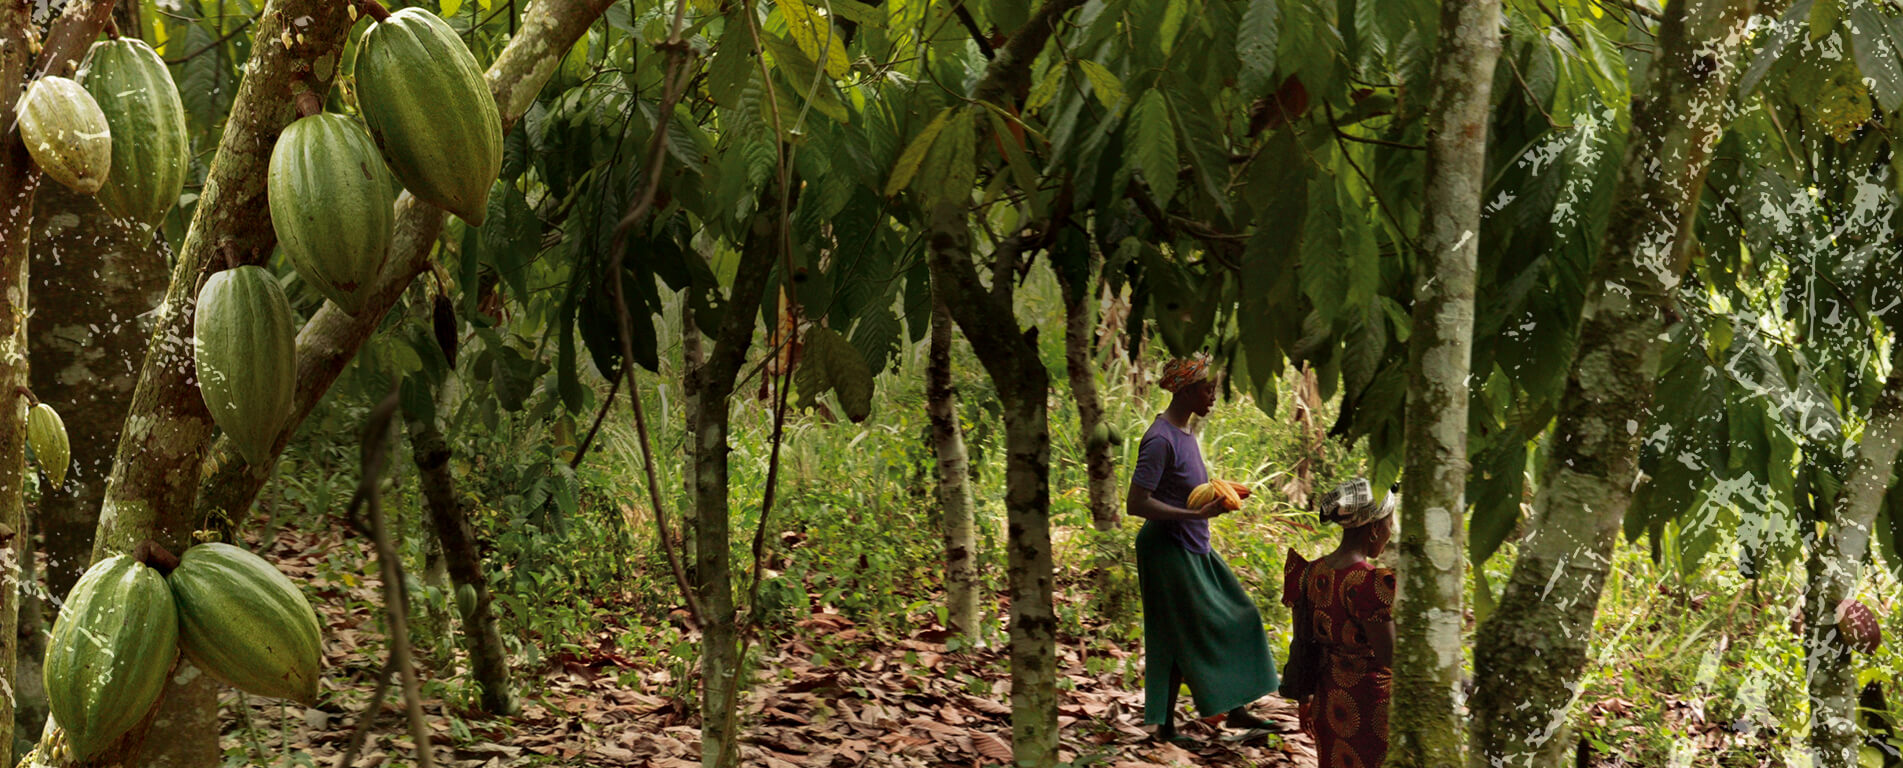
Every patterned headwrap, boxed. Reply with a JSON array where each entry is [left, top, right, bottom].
[[1159, 355, 1211, 393], [1318, 478, 1397, 529]]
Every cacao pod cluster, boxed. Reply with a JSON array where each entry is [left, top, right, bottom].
[[18, 38, 191, 228], [43, 543, 323, 760], [1187, 479, 1252, 511]]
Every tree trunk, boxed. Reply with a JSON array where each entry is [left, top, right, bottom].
[[14, 511, 42, 765], [28, 185, 168, 603], [682, 296, 702, 585], [1803, 359, 1903, 765], [926, 295, 980, 639], [1057, 257, 1116, 533], [406, 373, 516, 717], [1390, 0, 1500, 763], [1467, 1, 1754, 765], [0, 4, 43, 759], [193, 0, 619, 523], [80, 1, 356, 764], [690, 208, 780, 768]]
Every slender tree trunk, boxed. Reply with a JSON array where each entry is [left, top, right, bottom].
[[14, 511, 42, 765], [1467, 1, 1754, 765], [0, 6, 41, 759], [1057, 258, 1116, 533], [1803, 359, 1903, 764], [690, 208, 779, 768], [406, 373, 517, 716], [1390, 0, 1500, 763], [682, 297, 702, 584], [27, 185, 168, 603], [193, 0, 618, 522], [926, 295, 979, 639]]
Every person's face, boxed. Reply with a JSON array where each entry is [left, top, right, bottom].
[[1369, 516, 1394, 557], [1186, 379, 1216, 416]]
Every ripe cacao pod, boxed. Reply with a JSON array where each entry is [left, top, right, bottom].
[[1838, 598, 1883, 654], [268, 113, 394, 314], [44, 555, 178, 760], [27, 403, 70, 489], [194, 266, 296, 466], [1187, 479, 1244, 511], [17, 76, 112, 194], [355, 7, 503, 226], [168, 543, 323, 703], [80, 38, 188, 227]]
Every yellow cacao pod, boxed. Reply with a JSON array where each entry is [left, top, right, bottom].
[[27, 403, 69, 489], [1188, 480, 1244, 511]]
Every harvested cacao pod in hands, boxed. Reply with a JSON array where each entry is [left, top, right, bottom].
[[1187, 479, 1252, 511]]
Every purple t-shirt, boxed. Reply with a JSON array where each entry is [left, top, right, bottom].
[[1130, 415, 1212, 554]]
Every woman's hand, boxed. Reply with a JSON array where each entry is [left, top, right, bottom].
[[1196, 499, 1228, 519]]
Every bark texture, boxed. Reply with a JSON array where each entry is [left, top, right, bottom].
[[691, 208, 780, 768], [926, 295, 979, 638], [1390, 0, 1500, 762], [682, 297, 702, 583], [193, 0, 618, 522], [917, 3, 1085, 764], [1057, 259, 1116, 533], [1802, 360, 1903, 765], [406, 374, 517, 716], [28, 185, 168, 602], [1467, 1, 1754, 764]]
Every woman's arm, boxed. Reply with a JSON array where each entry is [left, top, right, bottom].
[[1368, 616, 1394, 668], [1127, 483, 1226, 521]]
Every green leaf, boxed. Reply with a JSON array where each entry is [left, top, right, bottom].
[[1810, 0, 1841, 41], [782, 0, 851, 78], [885, 107, 953, 197], [441, 0, 463, 20], [849, 301, 902, 376], [1027, 61, 1067, 112], [797, 328, 875, 422], [824, 0, 887, 27], [1128, 90, 1180, 205], [1850, 3, 1903, 112], [1237, 0, 1281, 98], [1077, 59, 1125, 113]]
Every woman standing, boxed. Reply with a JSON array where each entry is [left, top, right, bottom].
[[1127, 356, 1280, 741], [1283, 478, 1397, 767]]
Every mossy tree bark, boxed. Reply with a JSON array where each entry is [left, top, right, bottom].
[[1390, 0, 1500, 762], [682, 296, 702, 584], [18, 184, 167, 753], [689, 206, 781, 768], [926, 294, 979, 639], [1802, 356, 1903, 765], [1466, 1, 1754, 764], [1056, 253, 1117, 533], [193, 0, 618, 522], [405, 372, 517, 717]]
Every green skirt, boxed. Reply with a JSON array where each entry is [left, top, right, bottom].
[[1136, 520, 1279, 724]]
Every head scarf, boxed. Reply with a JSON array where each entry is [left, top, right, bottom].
[[1159, 355, 1211, 393], [1318, 478, 1396, 529]]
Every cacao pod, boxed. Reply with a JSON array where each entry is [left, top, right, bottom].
[[80, 38, 189, 227], [456, 582, 478, 621], [168, 543, 324, 703], [1187, 479, 1244, 511], [1224, 479, 1252, 500], [27, 403, 70, 489], [268, 113, 395, 314], [1087, 422, 1112, 450], [1106, 423, 1124, 446], [17, 76, 112, 195], [1838, 598, 1883, 654], [194, 266, 297, 466], [44, 555, 178, 760], [355, 7, 503, 226]]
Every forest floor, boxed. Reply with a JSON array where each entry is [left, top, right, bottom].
[[220, 526, 1318, 767]]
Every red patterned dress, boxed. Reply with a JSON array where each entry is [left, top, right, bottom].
[[1282, 551, 1395, 768]]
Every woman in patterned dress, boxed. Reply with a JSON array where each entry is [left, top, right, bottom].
[[1282, 478, 1396, 768]]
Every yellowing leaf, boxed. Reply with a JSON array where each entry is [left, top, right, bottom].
[[1076, 59, 1124, 112], [885, 107, 954, 197], [1026, 61, 1066, 111], [151, 15, 168, 57], [441, 0, 463, 17], [782, 0, 851, 79]]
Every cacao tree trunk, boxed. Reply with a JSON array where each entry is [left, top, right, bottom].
[[926, 295, 979, 639], [193, 0, 618, 522], [1057, 256, 1116, 533], [13, 513, 41, 765], [28, 185, 168, 603], [1802, 357, 1903, 764], [1467, 1, 1754, 764], [405, 372, 516, 717], [690, 208, 780, 768], [682, 295, 702, 584], [1390, 0, 1500, 762]]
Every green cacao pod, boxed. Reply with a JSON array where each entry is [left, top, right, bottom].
[[455, 582, 478, 621], [194, 266, 296, 466], [1106, 422, 1124, 446], [17, 76, 112, 195], [27, 403, 70, 489], [168, 543, 323, 703], [79, 38, 188, 227], [44, 555, 178, 760], [268, 113, 394, 314], [356, 7, 503, 226]]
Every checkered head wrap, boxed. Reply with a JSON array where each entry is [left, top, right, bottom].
[[1159, 355, 1211, 393], [1318, 478, 1397, 529]]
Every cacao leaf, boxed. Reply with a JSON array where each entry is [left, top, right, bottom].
[[1128, 89, 1179, 205]]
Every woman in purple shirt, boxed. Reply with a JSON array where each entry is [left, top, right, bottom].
[[1127, 356, 1280, 742]]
